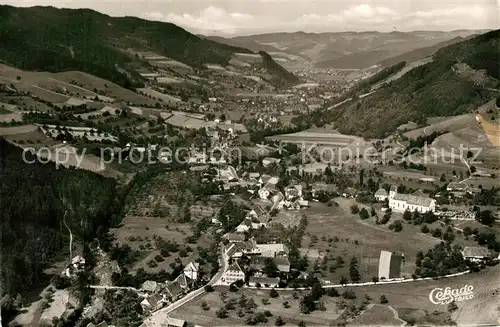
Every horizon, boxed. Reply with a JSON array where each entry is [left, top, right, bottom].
[[1, 0, 498, 36]]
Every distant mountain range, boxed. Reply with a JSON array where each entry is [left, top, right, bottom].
[[0, 5, 298, 89], [204, 30, 488, 69], [294, 29, 500, 138]]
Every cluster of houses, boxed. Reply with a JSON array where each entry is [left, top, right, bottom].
[[219, 235, 290, 288], [139, 261, 200, 313]]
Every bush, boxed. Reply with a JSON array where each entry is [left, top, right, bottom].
[[201, 301, 209, 311], [421, 225, 430, 233], [327, 288, 339, 297], [154, 254, 164, 262], [216, 308, 228, 319], [275, 316, 285, 326], [380, 295, 389, 304], [350, 204, 360, 214], [359, 208, 369, 219], [269, 288, 279, 298], [447, 301, 458, 312], [204, 285, 214, 292], [262, 298, 270, 305], [342, 290, 356, 299]]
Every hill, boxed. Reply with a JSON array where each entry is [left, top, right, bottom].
[[0, 137, 123, 320], [293, 30, 500, 138], [376, 36, 475, 67], [0, 6, 298, 89], [217, 30, 484, 69]]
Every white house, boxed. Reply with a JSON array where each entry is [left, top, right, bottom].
[[183, 261, 200, 280], [388, 185, 435, 213], [225, 238, 261, 258], [219, 261, 245, 285], [375, 188, 388, 202]]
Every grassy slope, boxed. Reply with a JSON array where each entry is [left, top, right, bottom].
[[0, 5, 252, 88], [300, 29, 500, 138]]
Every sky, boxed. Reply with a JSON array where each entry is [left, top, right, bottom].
[[3, 0, 499, 36]]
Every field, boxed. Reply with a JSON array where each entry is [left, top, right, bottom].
[[354, 265, 500, 326], [110, 216, 213, 274], [301, 199, 443, 281], [348, 304, 405, 326], [137, 87, 182, 104], [170, 286, 345, 326], [110, 171, 219, 274]]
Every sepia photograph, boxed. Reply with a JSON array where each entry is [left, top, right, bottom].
[[0, 1, 498, 326]]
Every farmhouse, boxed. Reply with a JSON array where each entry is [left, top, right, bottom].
[[447, 182, 472, 196], [462, 246, 491, 262], [256, 243, 289, 258], [388, 185, 436, 213], [225, 238, 260, 258], [140, 293, 165, 312], [378, 250, 404, 280], [374, 188, 388, 202], [249, 256, 291, 273], [140, 280, 159, 293], [220, 261, 245, 285], [183, 261, 200, 280]]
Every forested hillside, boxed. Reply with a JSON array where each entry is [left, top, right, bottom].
[[0, 139, 121, 301], [0, 5, 252, 88], [294, 29, 500, 138]]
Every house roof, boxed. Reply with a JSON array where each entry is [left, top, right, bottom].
[[140, 280, 158, 292], [226, 233, 246, 242], [447, 182, 470, 191], [143, 294, 163, 307], [166, 317, 186, 327], [249, 276, 280, 285], [256, 243, 289, 257], [165, 280, 183, 298], [227, 261, 244, 273], [393, 193, 434, 207], [249, 256, 290, 272], [412, 189, 426, 197], [184, 261, 199, 272], [375, 188, 388, 196], [463, 246, 490, 258]]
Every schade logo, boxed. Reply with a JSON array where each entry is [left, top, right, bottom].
[[429, 285, 474, 305]]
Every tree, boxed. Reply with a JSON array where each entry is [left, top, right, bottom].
[[275, 316, 285, 326], [370, 207, 376, 217], [204, 285, 214, 292], [403, 210, 412, 221], [388, 220, 403, 232], [359, 208, 369, 220], [477, 210, 495, 226], [421, 225, 430, 233], [269, 289, 279, 298], [340, 276, 348, 285], [350, 204, 360, 214], [349, 257, 361, 283], [447, 301, 458, 312], [216, 308, 228, 318], [380, 295, 388, 304], [201, 301, 209, 311]]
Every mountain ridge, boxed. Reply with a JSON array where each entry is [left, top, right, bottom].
[[0, 5, 297, 89]]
